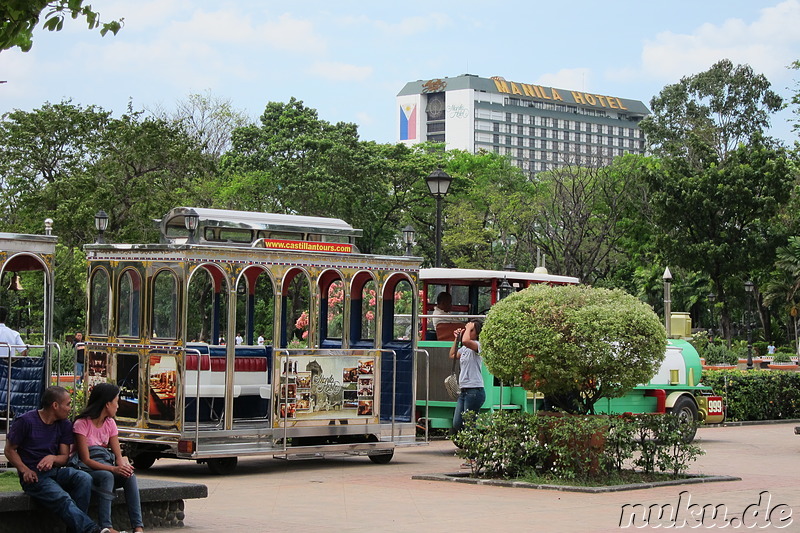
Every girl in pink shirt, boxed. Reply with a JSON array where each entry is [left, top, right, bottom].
[[72, 383, 144, 533]]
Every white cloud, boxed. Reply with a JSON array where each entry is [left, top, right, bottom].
[[308, 62, 372, 82], [340, 13, 450, 36], [536, 68, 592, 92], [638, 0, 800, 82], [355, 111, 373, 127]]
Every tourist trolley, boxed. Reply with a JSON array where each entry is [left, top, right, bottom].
[[84, 208, 423, 473], [0, 224, 58, 431]]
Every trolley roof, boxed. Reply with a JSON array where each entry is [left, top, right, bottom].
[[420, 267, 579, 285], [157, 207, 363, 245]]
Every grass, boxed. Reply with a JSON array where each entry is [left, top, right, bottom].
[[514, 469, 692, 487], [0, 470, 21, 492]]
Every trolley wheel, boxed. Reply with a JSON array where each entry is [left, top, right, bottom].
[[368, 450, 394, 464], [669, 396, 699, 443], [207, 457, 238, 475], [131, 452, 157, 470]]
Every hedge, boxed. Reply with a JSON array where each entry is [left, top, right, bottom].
[[702, 369, 800, 421]]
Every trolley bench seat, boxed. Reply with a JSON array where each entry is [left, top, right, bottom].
[[185, 354, 269, 397]]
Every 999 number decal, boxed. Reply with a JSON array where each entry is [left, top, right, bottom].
[[706, 397, 724, 414]]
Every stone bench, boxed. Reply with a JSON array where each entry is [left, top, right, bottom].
[[0, 475, 207, 532]]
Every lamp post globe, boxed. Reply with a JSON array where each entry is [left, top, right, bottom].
[[425, 169, 452, 268]]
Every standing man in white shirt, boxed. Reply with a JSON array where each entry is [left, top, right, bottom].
[[0, 306, 27, 356]]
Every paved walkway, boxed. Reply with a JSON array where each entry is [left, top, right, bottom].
[[138, 422, 800, 532]]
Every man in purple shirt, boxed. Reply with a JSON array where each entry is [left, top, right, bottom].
[[4, 386, 111, 533]]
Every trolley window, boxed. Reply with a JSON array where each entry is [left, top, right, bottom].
[[323, 279, 345, 340], [89, 268, 110, 336], [118, 269, 141, 338], [393, 280, 415, 341], [152, 270, 178, 339]]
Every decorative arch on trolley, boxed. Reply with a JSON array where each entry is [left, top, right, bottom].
[[186, 262, 230, 346], [318, 268, 346, 349], [349, 270, 378, 350], [235, 265, 276, 346], [279, 267, 312, 349], [379, 271, 417, 423], [0, 249, 55, 420]]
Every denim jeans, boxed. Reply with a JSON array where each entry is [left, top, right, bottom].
[[453, 387, 486, 432], [89, 470, 144, 529], [75, 362, 84, 385], [21, 466, 98, 533]]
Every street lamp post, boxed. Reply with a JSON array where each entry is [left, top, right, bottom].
[[745, 280, 754, 370], [663, 267, 672, 338], [402, 225, 415, 256], [707, 291, 716, 342], [94, 210, 109, 244], [425, 169, 452, 268], [498, 277, 514, 300]]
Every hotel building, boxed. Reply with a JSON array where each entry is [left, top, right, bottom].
[[397, 74, 650, 176]]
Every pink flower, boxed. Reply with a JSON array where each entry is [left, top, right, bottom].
[[365, 311, 374, 321], [295, 311, 309, 330]]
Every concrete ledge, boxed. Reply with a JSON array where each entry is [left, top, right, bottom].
[[0, 475, 207, 532], [412, 472, 742, 493]]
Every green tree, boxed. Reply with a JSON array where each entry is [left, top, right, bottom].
[[220, 99, 440, 255], [481, 284, 666, 414], [639, 60, 792, 341], [1, 0, 122, 52], [0, 100, 111, 243], [509, 155, 648, 284]]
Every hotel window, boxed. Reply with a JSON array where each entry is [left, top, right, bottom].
[[506, 112, 511, 122], [426, 93, 445, 121], [493, 123, 500, 132], [493, 134, 499, 144], [552, 118, 559, 128], [518, 125, 524, 135], [518, 114, 523, 123], [505, 136, 511, 145], [529, 126, 536, 136], [542, 117, 550, 127], [518, 148, 524, 158]]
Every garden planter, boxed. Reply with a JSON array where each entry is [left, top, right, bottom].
[[702, 364, 736, 370], [767, 363, 799, 371]]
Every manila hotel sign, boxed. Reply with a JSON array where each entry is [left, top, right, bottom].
[[490, 76, 629, 110]]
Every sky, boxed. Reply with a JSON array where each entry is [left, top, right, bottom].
[[1, 0, 799, 145]]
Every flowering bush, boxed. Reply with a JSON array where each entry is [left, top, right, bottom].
[[454, 410, 703, 481]]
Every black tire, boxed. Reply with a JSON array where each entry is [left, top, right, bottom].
[[669, 396, 699, 443], [368, 450, 394, 464], [207, 456, 238, 475], [131, 452, 157, 470]]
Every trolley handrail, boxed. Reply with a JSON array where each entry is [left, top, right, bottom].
[[413, 348, 431, 443]]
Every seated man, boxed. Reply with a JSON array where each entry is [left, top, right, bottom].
[[432, 292, 465, 341], [0, 306, 27, 357], [4, 386, 112, 533]]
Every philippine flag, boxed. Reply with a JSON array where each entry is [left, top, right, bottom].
[[400, 104, 416, 140]]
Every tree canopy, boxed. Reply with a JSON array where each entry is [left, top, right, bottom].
[[481, 284, 667, 414], [0, 0, 122, 52]]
